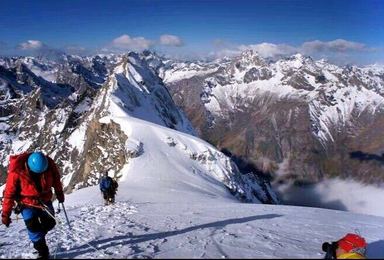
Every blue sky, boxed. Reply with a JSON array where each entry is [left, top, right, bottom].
[[0, 0, 383, 64]]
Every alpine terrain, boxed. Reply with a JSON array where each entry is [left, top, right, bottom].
[[146, 50, 384, 216], [0, 51, 383, 259]]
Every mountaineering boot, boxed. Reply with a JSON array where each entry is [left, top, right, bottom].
[[33, 238, 50, 259]]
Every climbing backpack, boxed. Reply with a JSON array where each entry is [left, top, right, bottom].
[[100, 177, 112, 191]]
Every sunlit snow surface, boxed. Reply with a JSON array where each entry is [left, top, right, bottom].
[[0, 185, 383, 259]]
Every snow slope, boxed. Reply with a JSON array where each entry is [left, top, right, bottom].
[[0, 184, 383, 259], [98, 112, 241, 203]]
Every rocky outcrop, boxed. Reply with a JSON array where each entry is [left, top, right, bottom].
[[67, 118, 129, 191], [0, 54, 113, 190]]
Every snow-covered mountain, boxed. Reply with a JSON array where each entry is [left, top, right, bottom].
[[0, 52, 277, 204], [1, 52, 384, 259], [152, 51, 384, 182], [146, 50, 384, 213], [3, 49, 384, 215]]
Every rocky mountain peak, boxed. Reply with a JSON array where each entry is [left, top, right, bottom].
[[231, 49, 267, 70]]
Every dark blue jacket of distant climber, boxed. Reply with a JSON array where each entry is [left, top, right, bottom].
[[99, 176, 114, 193]]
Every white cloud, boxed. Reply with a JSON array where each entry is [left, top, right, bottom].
[[275, 177, 384, 217], [301, 39, 366, 53], [210, 42, 297, 59], [159, 34, 183, 47], [18, 40, 44, 50], [111, 34, 153, 51], [238, 42, 297, 58], [211, 39, 373, 63]]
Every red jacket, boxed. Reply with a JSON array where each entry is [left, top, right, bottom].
[[1, 152, 64, 218]]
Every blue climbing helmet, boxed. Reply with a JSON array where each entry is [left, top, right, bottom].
[[27, 151, 48, 174]]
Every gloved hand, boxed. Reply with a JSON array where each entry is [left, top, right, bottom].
[[57, 192, 65, 203], [322, 241, 337, 259], [1, 214, 11, 227]]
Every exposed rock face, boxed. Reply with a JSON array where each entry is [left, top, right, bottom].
[[153, 50, 384, 185], [244, 67, 273, 83], [0, 54, 114, 190], [67, 118, 129, 191]]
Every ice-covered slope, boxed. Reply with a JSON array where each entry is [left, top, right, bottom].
[[0, 183, 383, 259], [96, 112, 273, 203], [103, 53, 195, 133]]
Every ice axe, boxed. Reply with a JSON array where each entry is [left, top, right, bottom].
[[59, 202, 71, 230]]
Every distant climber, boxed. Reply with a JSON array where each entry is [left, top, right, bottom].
[[322, 233, 367, 259], [1, 151, 65, 259], [99, 171, 118, 205]]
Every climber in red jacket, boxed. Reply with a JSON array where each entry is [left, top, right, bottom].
[[1, 151, 64, 259]]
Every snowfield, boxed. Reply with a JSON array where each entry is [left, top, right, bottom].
[[0, 185, 383, 259]]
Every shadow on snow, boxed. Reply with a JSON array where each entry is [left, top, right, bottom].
[[367, 240, 384, 259], [56, 214, 283, 258]]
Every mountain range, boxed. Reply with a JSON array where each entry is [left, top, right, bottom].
[[148, 50, 384, 186], [0, 51, 277, 204], [1, 49, 384, 214]]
